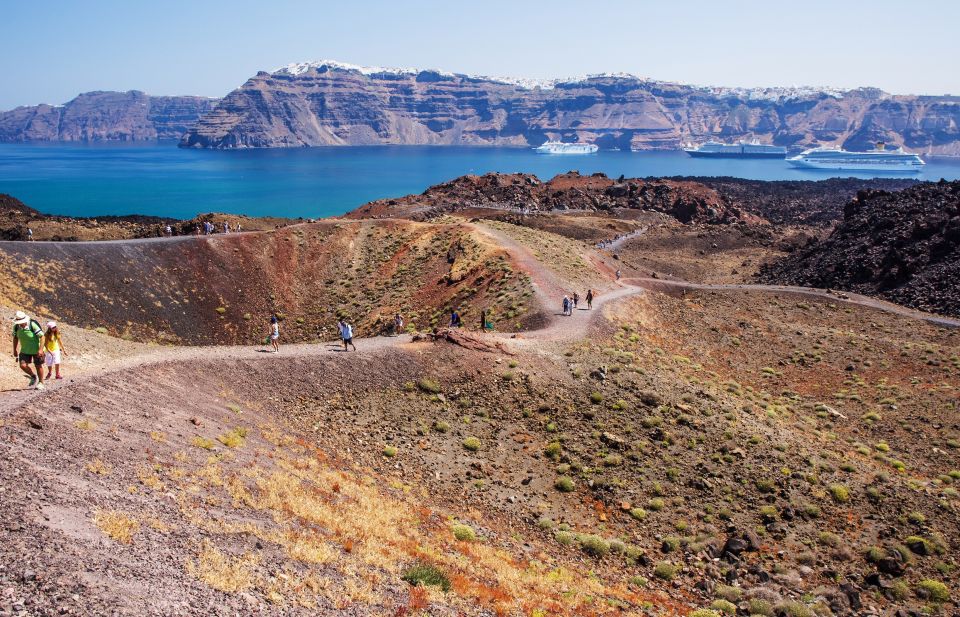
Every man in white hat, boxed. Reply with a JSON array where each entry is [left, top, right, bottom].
[[11, 310, 45, 389]]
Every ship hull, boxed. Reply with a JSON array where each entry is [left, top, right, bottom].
[[787, 159, 923, 173], [685, 150, 786, 159]]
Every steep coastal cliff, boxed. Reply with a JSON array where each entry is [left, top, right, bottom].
[[0, 91, 218, 142], [180, 60, 960, 153]]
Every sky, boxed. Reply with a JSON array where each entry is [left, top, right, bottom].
[[2, 0, 958, 109]]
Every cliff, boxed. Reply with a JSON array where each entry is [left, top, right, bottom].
[[180, 60, 960, 153], [0, 91, 219, 142]]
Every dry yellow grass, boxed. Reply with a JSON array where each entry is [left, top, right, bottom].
[[167, 433, 640, 613], [186, 540, 258, 593], [94, 510, 139, 544], [85, 458, 111, 475]]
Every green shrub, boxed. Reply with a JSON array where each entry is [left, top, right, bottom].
[[774, 601, 815, 617], [714, 584, 742, 603], [382, 445, 397, 457], [462, 437, 481, 451], [648, 497, 665, 511], [554, 530, 575, 546], [917, 579, 950, 602], [402, 562, 451, 592], [653, 561, 678, 580], [829, 484, 850, 503], [432, 420, 450, 433], [589, 392, 604, 404], [661, 536, 681, 552], [710, 599, 737, 615], [748, 598, 774, 616], [758, 505, 778, 522], [629, 507, 647, 521], [417, 378, 442, 394], [578, 534, 610, 557], [555, 476, 575, 492], [544, 441, 562, 459], [452, 523, 476, 542], [689, 611, 720, 617]]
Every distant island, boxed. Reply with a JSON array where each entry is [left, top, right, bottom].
[[3, 59, 960, 154]]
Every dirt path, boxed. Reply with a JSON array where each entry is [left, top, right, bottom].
[[627, 277, 960, 329], [4, 224, 958, 415]]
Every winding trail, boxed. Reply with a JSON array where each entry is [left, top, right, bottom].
[[628, 277, 960, 329], [3, 221, 958, 414]]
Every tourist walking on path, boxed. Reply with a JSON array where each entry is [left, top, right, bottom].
[[616, 269, 622, 281], [586, 289, 594, 309], [43, 321, 66, 380], [450, 310, 462, 328], [268, 316, 280, 353], [11, 311, 45, 390], [573, 292, 579, 309], [562, 296, 570, 316], [393, 313, 404, 336], [27, 228, 33, 242], [479, 310, 486, 332], [338, 319, 357, 351]]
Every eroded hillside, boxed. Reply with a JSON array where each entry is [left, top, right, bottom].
[[0, 220, 540, 344]]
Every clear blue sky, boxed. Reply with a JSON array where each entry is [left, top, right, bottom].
[[2, 0, 958, 109]]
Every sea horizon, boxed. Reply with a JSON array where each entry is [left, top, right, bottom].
[[4, 141, 960, 220]]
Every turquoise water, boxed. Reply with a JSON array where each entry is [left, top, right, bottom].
[[1, 141, 959, 219]]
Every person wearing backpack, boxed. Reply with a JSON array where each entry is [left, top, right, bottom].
[[11, 311, 46, 389]]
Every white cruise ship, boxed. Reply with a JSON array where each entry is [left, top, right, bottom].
[[787, 144, 925, 173], [684, 140, 786, 158], [534, 141, 599, 154]]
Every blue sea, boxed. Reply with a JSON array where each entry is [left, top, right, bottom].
[[1, 141, 959, 219]]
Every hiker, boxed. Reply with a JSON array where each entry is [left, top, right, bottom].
[[164, 224, 172, 236], [268, 315, 280, 353], [236, 222, 242, 233], [222, 222, 229, 234], [338, 319, 357, 351], [11, 311, 45, 390], [450, 310, 462, 328], [562, 296, 570, 316], [573, 292, 580, 309], [393, 313, 404, 336], [479, 309, 486, 332], [43, 321, 66, 380], [27, 228, 33, 242], [586, 289, 594, 309], [194, 224, 201, 235], [616, 269, 622, 281]]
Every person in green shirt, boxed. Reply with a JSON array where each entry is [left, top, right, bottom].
[[11, 310, 45, 390]]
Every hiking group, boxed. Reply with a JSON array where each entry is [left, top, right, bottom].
[[562, 289, 594, 316], [264, 315, 358, 353], [11, 310, 66, 390]]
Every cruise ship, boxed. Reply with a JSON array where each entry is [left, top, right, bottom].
[[683, 140, 786, 158], [787, 144, 925, 172], [534, 141, 599, 154]]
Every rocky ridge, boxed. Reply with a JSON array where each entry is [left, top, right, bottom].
[[760, 180, 960, 316], [349, 171, 757, 224], [0, 91, 218, 142], [180, 61, 960, 153]]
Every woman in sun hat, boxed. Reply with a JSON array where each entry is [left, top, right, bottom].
[[11, 310, 45, 389], [43, 321, 66, 380]]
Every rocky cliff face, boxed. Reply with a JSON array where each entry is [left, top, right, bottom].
[[0, 91, 218, 142], [180, 61, 960, 153], [759, 181, 960, 316]]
